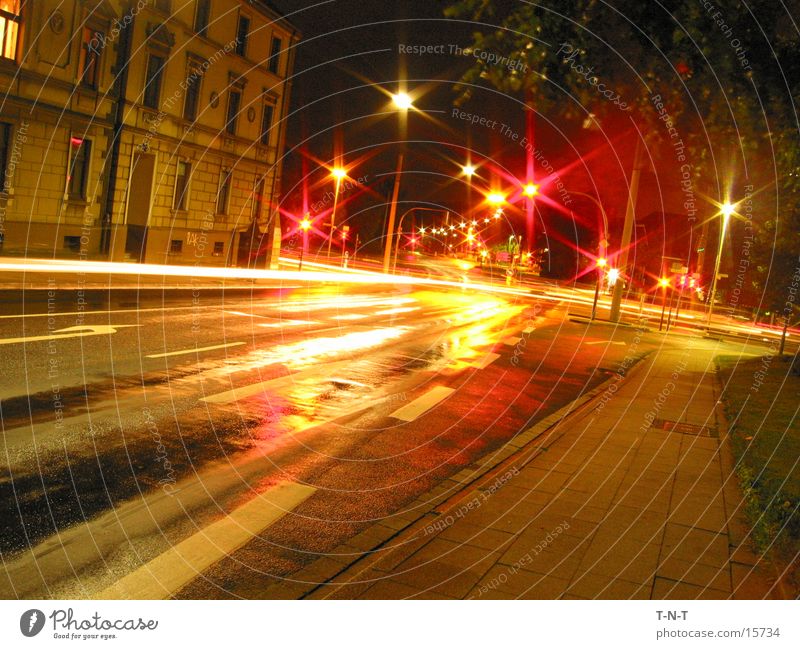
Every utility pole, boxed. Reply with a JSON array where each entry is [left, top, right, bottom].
[[610, 137, 645, 322]]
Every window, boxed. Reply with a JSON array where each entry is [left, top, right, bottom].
[[0, 122, 10, 189], [216, 168, 231, 214], [154, 0, 170, 12], [194, 0, 210, 37], [212, 241, 224, 256], [260, 103, 274, 146], [174, 160, 191, 210], [63, 236, 81, 252], [183, 59, 202, 121], [143, 54, 164, 109], [252, 176, 264, 220], [225, 88, 240, 135], [235, 15, 249, 57], [67, 136, 91, 200], [0, 0, 22, 61], [267, 36, 282, 74], [169, 239, 183, 254], [79, 27, 103, 89]]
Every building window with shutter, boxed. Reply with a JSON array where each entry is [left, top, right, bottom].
[[268, 36, 282, 74], [67, 136, 91, 200], [217, 168, 231, 215], [143, 53, 165, 109], [235, 14, 249, 57], [225, 88, 241, 135], [174, 160, 191, 211], [260, 103, 274, 146], [79, 26, 103, 89], [183, 59, 202, 121], [194, 0, 210, 37]]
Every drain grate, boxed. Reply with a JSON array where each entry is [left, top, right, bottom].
[[651, 419, 718, 438]]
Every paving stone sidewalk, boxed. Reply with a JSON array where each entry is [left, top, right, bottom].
[[309, 339, 781, 599]]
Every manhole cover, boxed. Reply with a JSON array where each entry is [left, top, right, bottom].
[[651, 419, 718, 438]]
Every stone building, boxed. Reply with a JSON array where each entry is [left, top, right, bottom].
[[0, 0, 298, 267]]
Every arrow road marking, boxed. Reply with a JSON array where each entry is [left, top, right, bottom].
[[0, 324, 140, 345]]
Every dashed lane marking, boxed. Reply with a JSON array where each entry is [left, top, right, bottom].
[[471, 352, 500, 369], [503, 336, 522, 346], [96, 481, 316, 599], [146, 341, 245, 358], [390, 385, 455, 422]]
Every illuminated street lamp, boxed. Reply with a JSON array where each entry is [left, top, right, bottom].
[[487, 192, 506, 206], [523, 183, 539, 197], [392, 92, 413, 110], [659, 276, 671, 331], [462, 164, 476, 177], [298, 214, 312, 270], [705, 200, 737, 326], [591, 257, 608, 321], [326, 167, 347, 258], [383, 91, 414, 273]]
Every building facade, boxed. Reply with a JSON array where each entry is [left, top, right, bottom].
[[0, 0, 298, 267]]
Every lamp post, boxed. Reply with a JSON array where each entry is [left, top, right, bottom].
[[298, 214, 311, 271], [591, 257, 608, 321], [658, 276, 671, 331], [705, 201, 736, 326], [382, 92, 413, 273], [326, 167, 346, 258]]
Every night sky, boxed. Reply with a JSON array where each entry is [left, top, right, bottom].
[[268, 1, 665, 273]]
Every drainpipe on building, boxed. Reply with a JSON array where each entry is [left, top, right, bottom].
[[264, 26, 299, 270], [102, 1, 135, 260]]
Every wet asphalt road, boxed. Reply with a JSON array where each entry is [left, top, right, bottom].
[[0, 274, 656, 598]]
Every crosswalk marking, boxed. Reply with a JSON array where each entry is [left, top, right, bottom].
[[390, 386, 455, 422], [471, 352, 500, 369], [96, 481, 316, 599]]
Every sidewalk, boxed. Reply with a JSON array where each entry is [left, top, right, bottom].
[[298, 338, 783, 599]]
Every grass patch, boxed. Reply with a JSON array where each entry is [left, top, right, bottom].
[[717, 355, 800, 557]]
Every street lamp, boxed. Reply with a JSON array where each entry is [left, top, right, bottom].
[[658, 276, 671, 331], [705, 200, 736, 326], [382, 91, 414, 273], [461, 164, 476, 177], [392, 92, 413, 110], [326, 166, 347, 258], [487, 192, 506, 206], [591, 257, 608, 321], [523, 183, 539, 197], [298, 214, 311, 270]]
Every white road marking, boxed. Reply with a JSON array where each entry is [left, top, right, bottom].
[[584, 340, 627, 346], [201, 377, 286, 404], [258, 319, 316, 328], [96, 481, 316, 599], [471, 352, 500, 369], [522, 326, 535, 334], [503, 336, 522, 346], [0, 324, 140, 346], [390, 385, 455, 421], [146, 341, 245, 359]]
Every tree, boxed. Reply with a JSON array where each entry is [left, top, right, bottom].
[[445, 0, 800, 330]]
